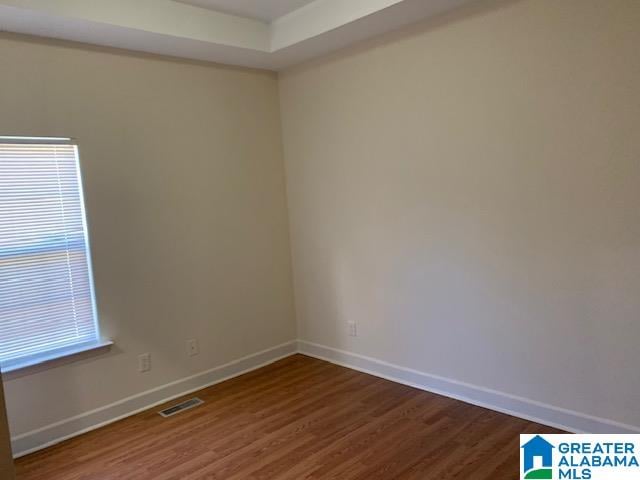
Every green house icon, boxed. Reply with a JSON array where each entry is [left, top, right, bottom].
[[521, 435, 554, 479]]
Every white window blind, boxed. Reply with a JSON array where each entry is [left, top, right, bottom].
[[0, 138, 101, 369]]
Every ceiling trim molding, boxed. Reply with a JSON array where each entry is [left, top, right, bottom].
[[0, 0, 479, 70], [173, 0, 317, 23]]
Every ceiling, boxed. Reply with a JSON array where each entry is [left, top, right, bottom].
[[0, 0, 479, 70], [175, 0, 317, 22]]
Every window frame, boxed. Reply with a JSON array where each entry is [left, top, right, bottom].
[[0, 136, 110, 374]]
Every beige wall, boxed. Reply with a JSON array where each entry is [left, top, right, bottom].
[[280, 0, 640, 428], [0, 34, 296, 437], [0, 378, 15, 480], [1, 0, 639, 450]]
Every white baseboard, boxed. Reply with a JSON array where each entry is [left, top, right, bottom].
[[298, 340, 640, 435], [12, 338, 639, 458], [11, 341, 298, 458]]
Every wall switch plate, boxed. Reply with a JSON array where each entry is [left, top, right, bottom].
[[348, 321, 357, 337], [186, 339, 199, 356], [138, 353, 151, 372]]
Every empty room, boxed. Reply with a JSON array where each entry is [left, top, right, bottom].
[[0, 0, 639, 479]]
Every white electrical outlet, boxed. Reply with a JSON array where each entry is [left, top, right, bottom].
[[348, 321, 357, 337], [138, 353, 151, 372], [186, 339, 199, 356]]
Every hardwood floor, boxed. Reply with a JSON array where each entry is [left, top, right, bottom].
[[15, 354, 562, 479]]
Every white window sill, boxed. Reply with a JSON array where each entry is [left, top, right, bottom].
[[1, 340, 113, 379]]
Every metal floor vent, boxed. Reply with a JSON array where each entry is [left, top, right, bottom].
[[158, 397, 204, 418]]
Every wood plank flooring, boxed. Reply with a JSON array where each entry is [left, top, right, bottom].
[[15, 354, 562, 479]]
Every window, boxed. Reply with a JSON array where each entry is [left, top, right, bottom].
[[0, 137, 103, 372]]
